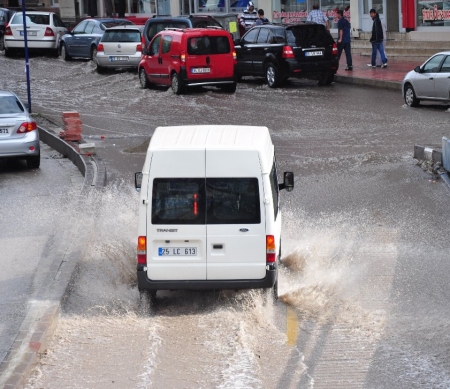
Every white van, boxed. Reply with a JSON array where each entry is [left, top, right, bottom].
[[135, 125, 294, 300]]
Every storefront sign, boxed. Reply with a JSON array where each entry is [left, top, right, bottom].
[[422, 4, 450, 21], [272, 10, 350, 24]]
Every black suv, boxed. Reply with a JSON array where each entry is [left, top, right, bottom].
[[0, 7, 15, 51], [141, 15, 222, 55], [234, 23, 339, 87]]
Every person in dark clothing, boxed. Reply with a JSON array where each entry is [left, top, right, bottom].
[[368, 8, 387, 68], [255, 9, 269, 25], [336, 9, 352, 71]]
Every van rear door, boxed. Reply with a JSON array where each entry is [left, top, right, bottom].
[[147, 149, 207, 281], [205, 150, 266, 280]]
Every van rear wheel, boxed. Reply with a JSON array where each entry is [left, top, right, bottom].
[[139, 290, 156, 316], [171, 72, 185, 95], [220, 82, 237, 93]]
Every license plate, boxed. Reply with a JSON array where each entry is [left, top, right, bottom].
[[109, 56, 129, 61], [305, 51, 322, 57], [158, 247, 197, 256], [191, 68, 210, 74], [0, 128, 9, 134], [20, 30, 37, 36]]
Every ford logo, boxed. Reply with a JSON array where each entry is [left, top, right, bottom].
[[239, 228, 249, 232]]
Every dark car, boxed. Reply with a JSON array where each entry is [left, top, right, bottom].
[[0, 7, 16, 51], [141, 15, 222, 54], [234, 22, 339, 87], [59, 18, 133, 61]]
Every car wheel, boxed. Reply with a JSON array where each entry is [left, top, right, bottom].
[[139, 68, 150, 89], [96, 64, 106, 74], [4, 47, 12, 57], [0, 34, 4, 52], [171, 72, 185, 95], [26, 154, 40, 169], [60, 43, 71, 61], [265, 63, 281, 88], [91, 46, 98, 62], [139, 289, 156, 316], [318, 71, 333, 85], [220, 82, 237, 93], [404, 84, 420, 107]]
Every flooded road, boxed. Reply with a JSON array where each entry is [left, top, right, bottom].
[[1, 53, 450, 387]]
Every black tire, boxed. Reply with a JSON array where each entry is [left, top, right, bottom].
[[404, 84, 420, 107], [26, 154, 40, 169], [139, 68, 150, 89], [265, 63, 281, 88], [318, 71, 334, 85], [220, 82, 237, 93], [91, 46, 98, 62], [4, 47, 12, 57], [139, 290, 156, 316], [171, 72, 185, 95], [0, 34, 5, 52], [236, 75, 243, 82], [96, 64, 106, 74], [60, 43, 71, 61]]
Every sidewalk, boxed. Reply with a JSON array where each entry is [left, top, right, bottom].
[[334, 53, 421, 91]]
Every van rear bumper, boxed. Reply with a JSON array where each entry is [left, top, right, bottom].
[[180, 67, 236, 87], [137, 265, 277, 291]]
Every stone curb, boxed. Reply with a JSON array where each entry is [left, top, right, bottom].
[[334, 74, 402, 91]]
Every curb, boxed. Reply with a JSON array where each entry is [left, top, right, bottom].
[[334, 74, 402, 91], [0, 123, 105, 389]]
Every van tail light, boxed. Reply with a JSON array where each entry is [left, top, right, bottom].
[[266, 235, 276, 263], [232, 50, 237, 64], [193, 193, 198, 215], [137, 236, 147, 265], [5, 26, 12, 36], [282, 45, 295, 59], [44, 27, 54, 37], [332, 42, 338, 56], [180, 51, 186, 64], [97, 43, 104, 52], [17, 121, 37, 133], [141, 35, 146, 47], [136, 43, 142, 52]]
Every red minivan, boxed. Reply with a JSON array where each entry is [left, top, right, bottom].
[[138, 27, 237, 94]]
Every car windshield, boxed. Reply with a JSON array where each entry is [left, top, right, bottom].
[[102, 30, 141, 42], [0, 96, 25, 114], [11, 13, 50, 25], [187, 35, 230, 55]]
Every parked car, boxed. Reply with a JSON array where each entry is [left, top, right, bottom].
[[138, 27, 237, 94], [0, 7, 16, 51], [141, 15, 222, 54], [0, 90, 40, 169], [234, 22, 339, 87], [95, 25, 143, 73], [4, 11, 67, 57], [134, 125, 294, 302], [59, 18, 133, 61], [402, 51, 450, 107]]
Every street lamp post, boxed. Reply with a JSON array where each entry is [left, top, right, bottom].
[[21, 0, 32, 113]]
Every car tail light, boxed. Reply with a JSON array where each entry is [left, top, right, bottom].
[[44, 27, 54, 37], [5, 26, 12, 36], [17, 121, 37, 133], [137, 236, 147, 265], [332, 42, 338, 56], [97, 43, 104, 52], [282, 46, 295, 59], [266, 235, 276, 263], [136, 43, 142, 52], [232, 50, 237, 64], [180, 51, 186, 64]]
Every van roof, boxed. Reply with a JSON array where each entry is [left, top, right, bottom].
[[150, 125, 272, 150]]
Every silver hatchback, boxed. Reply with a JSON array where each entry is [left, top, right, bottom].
[[95, 25, 143, 73], [0, 90, 40, 169]]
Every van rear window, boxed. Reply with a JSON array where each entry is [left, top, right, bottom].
[[151, 178, 260, 225], [187, 36, 230, 55]]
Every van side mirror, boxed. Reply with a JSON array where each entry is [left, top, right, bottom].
[[278, 171, 294, 192], [142, 45, 147, 55], [234, 38, 241, 46], [135, 172, 143, 191]]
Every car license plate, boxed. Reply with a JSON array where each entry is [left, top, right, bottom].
[[0, 128, 9, 134], [191, 68, 210, 74], [109, 56, 129, 61], [305, 51, 322, 57], [20, 30, 37, 36], [158, 247, 197, 256]]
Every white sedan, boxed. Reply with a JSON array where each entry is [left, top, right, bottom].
[[4, 11, 67, 57], [402, 51, 450, 107]]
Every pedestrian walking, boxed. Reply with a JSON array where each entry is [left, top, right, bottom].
[[336, 9, 352, 71], [375, 19, 387, 66], [239, 1, 258, 34], [367, 8, 387, 68], [306, 3, 329, 29], [255, 9, 269, 25]]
